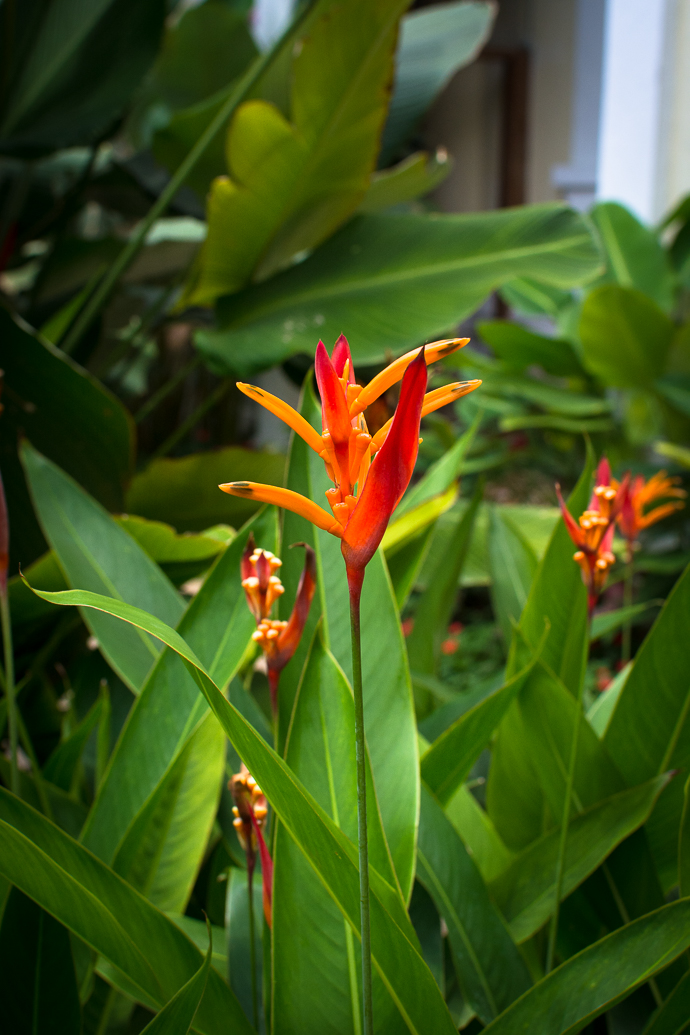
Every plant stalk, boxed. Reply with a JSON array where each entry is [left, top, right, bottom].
[[0, 589, 18, 794], [348, 566, 373, 1035], [621, 549, 634, 665], [545, 668, 586, 973], [248, 867, 259, 1030], [58, 0, 318, 357]]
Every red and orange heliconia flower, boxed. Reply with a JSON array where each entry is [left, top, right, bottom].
[[241, 533, 316, 713], [556, 458, 627, 614], [230, 763, 273, 927], [614, 471, 686, 556], [221, 335, 480, 598]]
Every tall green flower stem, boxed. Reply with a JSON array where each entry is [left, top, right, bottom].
[[621, 550, 634, 665], [59, 0, 318, 357], [545, 620, 590, 974], [348, 569, 373, 1035]]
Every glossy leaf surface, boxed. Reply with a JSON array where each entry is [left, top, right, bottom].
[[198, 205, 603, 374], [29, 583, 457, 1035]]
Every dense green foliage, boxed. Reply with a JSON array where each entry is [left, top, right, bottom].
[[1, 2, 689, 1033]]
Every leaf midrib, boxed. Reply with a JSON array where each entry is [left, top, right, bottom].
[[227, 232, 595, 328]]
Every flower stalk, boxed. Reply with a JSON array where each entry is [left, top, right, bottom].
[[347, 566, 373, 1035]]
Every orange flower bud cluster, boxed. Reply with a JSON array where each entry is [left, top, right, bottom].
[[230, 764, 268, 862]]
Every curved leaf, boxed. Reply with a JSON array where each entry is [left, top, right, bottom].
[[0, 791, 252, 1035], [197, 205, 603, 374], [481, 900, 690, 1035], [28, 582, 457, 1035]]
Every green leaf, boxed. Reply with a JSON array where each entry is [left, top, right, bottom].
[[586, 662, 631, 738], [580, 284, 675, 389], [478, 320, 584, 377], [654, 440, 690, 469], [22, 443, 184, 694], [385, 529, 435, 611], [0, 309, 133, 566], [166, 914, 227, 979], [280, 382, 420, 899], [445, 785, 514, 884], [28, 582, 458, 1035], [680, 777, 690, 898], [81, 508, 276, 865], [359, 150, 452, 213], [490, 776, 673, 943], [486, 453, 594, 849], [225, 868, 264, 1030], [0, 888, 81, 1035], [590, 600, 661, 641], [499, 277, 575, 317], [488, 506, 538, 643], [0, 791, 252, 1035], [395, 413, 482, 518], [421, 659, 535, 806], [382, 485, 457, 557], [185, 0, 410, 303], [115, 515, 230, 566], [481, 900, 690, 1035], [417, 785, 532, 1024], [380, 0, 495, 164], [406, 479, 483, 697], [605, 563, 690, 891], [589, 201, 675, 312], [139, 918, 213, 1035], [125, 447, 285, 532], [112, 711, 225, 914], [641, 969, 690, 1035], [273, 632, 407, 1034], [197, 204, 603, 374], [44, 689, 104, 792], [0, 0, 166, 152], [146, 1, 257, 112]]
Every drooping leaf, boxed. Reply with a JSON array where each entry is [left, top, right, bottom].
[[125, 447, 285, 532], [490, 776, 673, 943], [481, 900, 690, 1035], [138, 918, 213, 1035], [0, 791, 252, 1035], [0, 0, 166, 153], [417, 785, 532, 1025], [22, 443, 184, 694], [81, 507, 276, 865], [196, 204, 603, 374], [27, 583, 458, 1035], [273, 632, 407, 1034], [589, 201, 675, 312], [0, 888, 81, 1035], [379, 0, 495, 164], [184, 0, 411, 304], [605, 563, 690, 891]]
